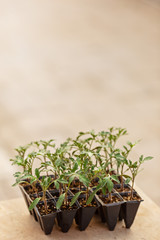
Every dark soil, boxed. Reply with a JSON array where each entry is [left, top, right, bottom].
[[96, 189, 109, 195], [60, 199, 78, 211], [115, 187, 131, 193], [48, 177, 56, 190], [70, 187, 86, 194], [20, 182, 30, 187], [78, 197, 97, 208], [99, 195, 122, 204], [30, 192, 50, 201], [121, 194, 141, 201], [37, 201, 57, 216], [49, 191, 60, 198], [70, 188, 79, 194], [24, 185, 42, 195], [89, 178, 99, 187], [70, 181, 81, 188], [48, 183, 56, 190]]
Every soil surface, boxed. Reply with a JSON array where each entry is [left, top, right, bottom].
[[78, 197, 97, 208], [70, 187, 86, 194], [121, 194, 141, 201], [115, 187, 131, 193], [89, 178, 99, 187], [24, 185, 42, 195], [49, 191, 60, 198], [60, 199, 78, 211], [30, 192, 50, 201], [37, 201, 57, 216], [70, 181, 83, 188], [96, 189, 109, 195], [99, 195, 122, 204]]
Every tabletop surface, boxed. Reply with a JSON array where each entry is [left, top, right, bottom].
[[0, 186, 160, 240]]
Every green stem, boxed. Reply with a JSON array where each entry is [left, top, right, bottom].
[[120, 175, 124, 191], [130, 177, 135, 200], [86, 186, 89, 201], [43, 190, 48, 213], [64, 185, 68, 206], [109, 191, 112, 202]]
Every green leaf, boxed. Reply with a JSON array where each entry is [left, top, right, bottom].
[[56, 193, 65, 209], [54, 180, 60, 190], [30, 178, 36, 185], [106, 178, 113, 193], [144, 156, 153, 161], [29, 198, 41, 211], [35, 168, 40, 179], [70, 192, 81, 206], [86, 190, 96, 205], [110, 175, 120, 183], [72, 162, 78, 172], [109, 168, 115, 172], [12, 182, 19, 187], [102, 185, 106, 195], [79, 175, 89, 186], [125, 178, 131, 184], [58, 179, 68, 184], [69, 175, 76, 185]]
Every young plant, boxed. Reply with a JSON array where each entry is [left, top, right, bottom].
[[55, 169, 90, 210], [86, 173, 120, 205], [101, 173, 120, 201], [125, 155, 153, 199], [10, 143, 41, 176], [97, 127, 127, 172], [28, 169, 55, 213], [10, 143, 31, 172], [115, 141, 139, 191], [13, 168, 55, 213], [33, 140, 56, 176]]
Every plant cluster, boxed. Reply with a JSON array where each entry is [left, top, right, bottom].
[[11, 128, 152, 214]]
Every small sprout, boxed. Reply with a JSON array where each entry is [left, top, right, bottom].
[[29, 198, 41, 211], [125, 155, 153, 199]]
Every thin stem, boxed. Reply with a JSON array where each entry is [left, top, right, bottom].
[[130, 177, 135, 200], [86, 186, 89, 201], [109, 191, 112, 202], [64, 185, 68, 206], [43, 190, 48, 213], [59, 183, 62, 195], [120, 165, 124, 191], [120, 175, 124, 191]]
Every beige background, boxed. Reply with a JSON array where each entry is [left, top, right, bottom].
[[0, 0, 160, 206]]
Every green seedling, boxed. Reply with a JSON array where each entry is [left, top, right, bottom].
[[125, 155, 153, 199]]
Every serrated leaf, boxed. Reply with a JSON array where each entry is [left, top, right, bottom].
[[56, 193, 65, 209], [29, 198, 41, 211], [106, 178, 113, 193], [54, 180, 60, 190], [144, 156, 153, 161], [109, 168, 115, 172], [123, 174, 131, 179], [72, 162, 78, 172], [58, 179, 68, 184], [86, 189, 97, 205], [30, 178, 36, 185], [102, 185, 106, 195], [110, 175, 120, 183], [35, 168, 40, 179], [70, 192, 81, 206], [125, 178, 131, 184], [79, 175, 89, 186], [69, 175, 76, 185]]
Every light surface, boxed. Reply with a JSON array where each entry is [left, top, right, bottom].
[[0, 0, 160, 205], [0, 187, 160, 240]]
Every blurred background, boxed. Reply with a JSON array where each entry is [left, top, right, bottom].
[[0, 0, 160, 205]]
